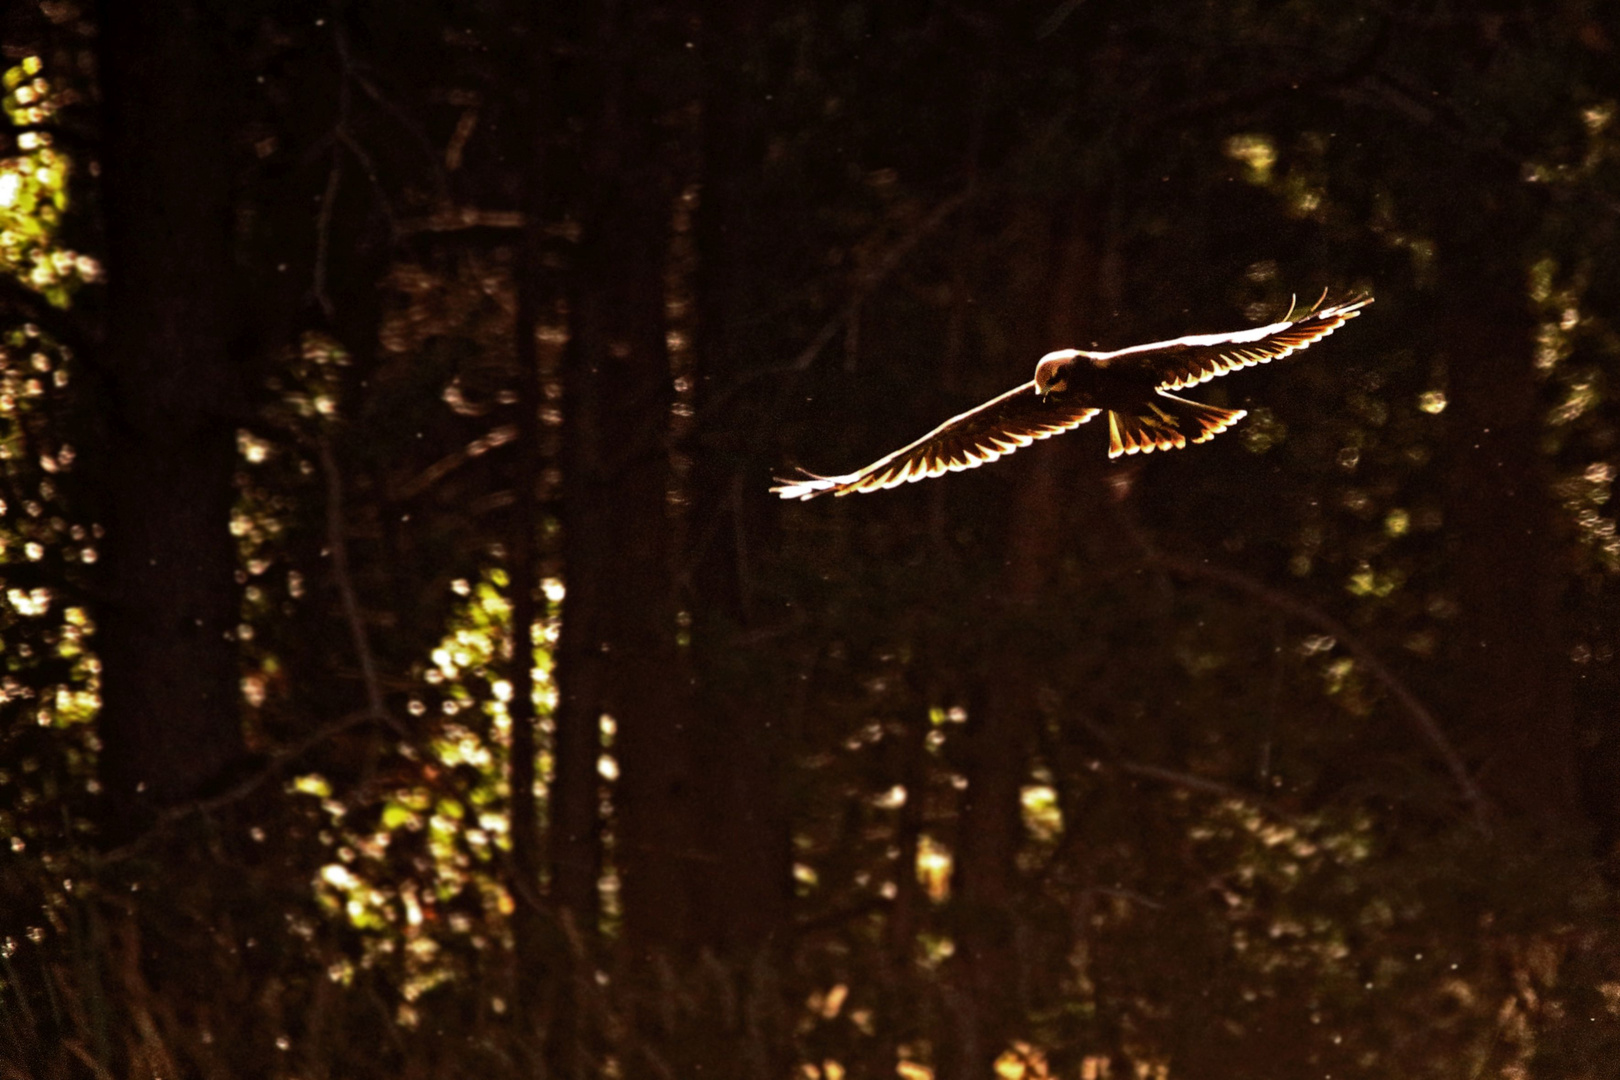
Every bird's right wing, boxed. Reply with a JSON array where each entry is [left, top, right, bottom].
[[1103, 297, 1371, 391], [772, 381, 1100, 500]]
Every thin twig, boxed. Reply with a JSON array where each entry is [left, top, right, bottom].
[[1115, 760, 1298, 822], [63, 1041, 117, 1080], [695, 185, 976, 430], [387, 424, 517, 501], [396, 208, 531, 234], [335, 126, 397, 231], [313, 147, 342, 318], [1082, 885, 1166, 911], [330, 23, 410, 222], [343, 66, 452, 204], [789, 186, 973, 372], [318, 437, 386, 721], [1148, 552, 1492, 834], [97, 709, 387, 864], [1073, 714, 1295, 818], [792, 895, 891, 937]]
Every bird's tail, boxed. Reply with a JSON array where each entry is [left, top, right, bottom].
[[1107, 393, 1247, 459]]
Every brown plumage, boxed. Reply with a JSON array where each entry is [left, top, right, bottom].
[[772, 296, 1371, 500]]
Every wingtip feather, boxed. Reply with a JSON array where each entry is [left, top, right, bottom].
[[770, 468, 839, 501]]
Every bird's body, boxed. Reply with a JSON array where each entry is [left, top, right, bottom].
[[772, 296, 1371, 500]]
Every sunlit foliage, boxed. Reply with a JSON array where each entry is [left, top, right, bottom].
[[0, 52, 97, 876], [0, 57, 97, 306], [289, 567, 555, 1021]]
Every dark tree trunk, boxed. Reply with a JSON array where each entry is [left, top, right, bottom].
[[572, 4, 794, 1073], [555, 0, 691, 994], [546, 541, 604, 939], [687, 0, 793, 964], [945, 206, 1101, 1080], [94, 0, 247, 827], [508, 0, 555, 1036], [549, 215, 606, 954], [1439, 214, 1578, 834]]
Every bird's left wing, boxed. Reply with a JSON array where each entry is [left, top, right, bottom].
[[772, 381, 1100, 500], [1102, 297, 1372, 392]]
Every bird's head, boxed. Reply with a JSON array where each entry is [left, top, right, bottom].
[[1034, 352, 1075, 401]]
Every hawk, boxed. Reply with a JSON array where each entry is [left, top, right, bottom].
[[772, 296, 1371, 500]]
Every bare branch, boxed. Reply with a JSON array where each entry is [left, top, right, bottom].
[[1082, 885, 1167, 911], [342, 66, 452, 204], [1071, 712, 1297, 820], [97, 708, 387, 864], [397, 208, 530, 234], [1115, 760, 1298, 823], [335, 125, 397, 231], [1148, 552, 1492, 834], [388, 424, 517, 501], [790, 186, 974, 372], [318, 437, 387, 721], [693, 186, 976, 431], [313, 146, 342, 318]]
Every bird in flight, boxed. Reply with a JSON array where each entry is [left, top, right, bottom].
[[772, 295, 1371, 500]]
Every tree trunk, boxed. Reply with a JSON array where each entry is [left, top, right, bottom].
[[554, 0, 692, 1012], [509, 0, 556, 1039], [94, 0, 247, 827], [1439, 217, 1578, 833], [686, 0, 793, 965], [945, 205, 1101, 1080], [583, 4, 795, 1073]]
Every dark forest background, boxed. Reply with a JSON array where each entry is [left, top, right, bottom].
[[2, 0, 1620, 1077]]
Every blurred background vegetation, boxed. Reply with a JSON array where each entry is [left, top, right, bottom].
[[2, 0, 1619, 1077]]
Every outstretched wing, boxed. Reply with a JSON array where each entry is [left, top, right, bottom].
[[1101, 297, 1372, 392], [772, 381, 1100, 500]]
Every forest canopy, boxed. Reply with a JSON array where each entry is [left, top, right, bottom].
[[2, 1, 1620, 1078]]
